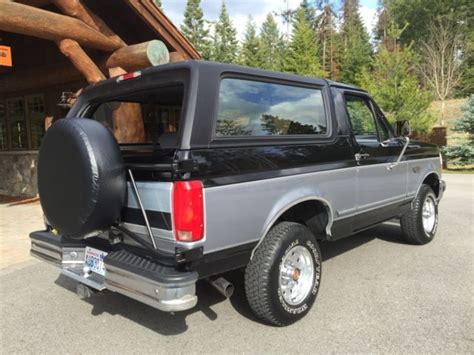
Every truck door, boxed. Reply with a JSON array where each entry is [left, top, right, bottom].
[[343, 92, 408, 230]]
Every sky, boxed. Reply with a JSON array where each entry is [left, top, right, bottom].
[[160, 0, 379, 41]]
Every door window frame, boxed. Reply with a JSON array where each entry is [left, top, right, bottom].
[[342, 91, 392, 145]]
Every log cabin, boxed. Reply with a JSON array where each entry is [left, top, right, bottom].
[[0, 0, 199, 197]]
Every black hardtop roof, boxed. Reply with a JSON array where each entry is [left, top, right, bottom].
[[81, 60, 365, 97]]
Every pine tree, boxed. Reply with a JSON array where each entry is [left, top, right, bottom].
[[300, 0, 316, 28], [180, 0, 211, 59], [257, 13, 284, 71], [442, 96, 474, 166], [358, 24, 435, 133], [212, 1, 238, 64], [340, 0, 372, 85], [315, 0, 338, 79], [374, 0, 392, 46], [283, 8, 324, 77], [239, 16, 260, 67]]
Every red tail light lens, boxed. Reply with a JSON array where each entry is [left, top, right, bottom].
[[172, 180, 204, 242]]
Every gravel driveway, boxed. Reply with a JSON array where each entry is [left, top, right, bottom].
[[0, 174, 472, 353]]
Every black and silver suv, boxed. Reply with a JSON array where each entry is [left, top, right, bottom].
[[30, 61, 445, 326]]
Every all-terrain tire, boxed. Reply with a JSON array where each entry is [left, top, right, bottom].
[[400, 184, 438, 245], [245, 222, 322, 326]]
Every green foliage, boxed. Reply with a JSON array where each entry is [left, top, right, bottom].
[[388, 0, 474, 96], [180, 0, 211, 59], [315, 1, 339, 79], [256, 13, 284, 71], [443, 96, 474, 166], [389, 0, 470, 46], [300, 0, 316, 27], [340, 0, 373, 85], [212, 1, 238, 63], [358, 25, 435, 133], [283, 8, 324, 77], [238, 17, 260, 67]]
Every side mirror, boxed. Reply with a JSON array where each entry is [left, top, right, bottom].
[[393, 120, 412, 137]]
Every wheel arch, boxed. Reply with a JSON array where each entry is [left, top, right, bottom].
[[250, 196, 334, 259], [420, 171, 441, 198]]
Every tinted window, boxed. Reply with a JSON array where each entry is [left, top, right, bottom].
[[345, 95, 377, 138], [216, 78, 327, 137]]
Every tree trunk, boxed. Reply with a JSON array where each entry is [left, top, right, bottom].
[[57, 39, 106, 83], [0, 1, 122, 51], [440, 99, 446, 126], [52, 0, 126, 47], [104, 40, 170, 71], [106, 67, 145, 143]]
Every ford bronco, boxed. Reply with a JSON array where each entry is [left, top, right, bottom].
[[30, 61, 445, 326]]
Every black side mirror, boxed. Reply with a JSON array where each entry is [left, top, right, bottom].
[[393, 120, 412, 137]]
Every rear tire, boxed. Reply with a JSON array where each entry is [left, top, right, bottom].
[[245, 222, 322, 326], [400, 184, 438, 245]]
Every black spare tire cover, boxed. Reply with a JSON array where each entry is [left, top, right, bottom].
[[38, 118, 126, 238]]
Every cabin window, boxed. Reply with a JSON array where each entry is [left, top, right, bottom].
[[215, 78, 327, 137], [0, 94, 45, 150]]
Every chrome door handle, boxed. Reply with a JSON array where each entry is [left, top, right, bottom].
[[355, 153, 370, 162]]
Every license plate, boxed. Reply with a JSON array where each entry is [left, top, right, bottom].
[[84, 247, 108, 276]]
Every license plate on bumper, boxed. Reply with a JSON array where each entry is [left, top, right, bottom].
[[84, 247, 108, 276]]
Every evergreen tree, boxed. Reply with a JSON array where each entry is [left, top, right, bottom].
[[388, 0, 473, 96], [300, 0, 316, 28], [257, 13, 284, 71], [239, 16, 260, 67], [442, 95, 474, 166], [374, 0, 392, 45], [358, 24, 435, 133], [212, 1, 238, 63], [283, 8, 324, 77], [315, 0, 338, 79], [180, 0, 211, 59], [340, 0, 372, 85]]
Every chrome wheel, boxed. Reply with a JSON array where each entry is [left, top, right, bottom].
[[422, 195, 436, 234], [279, 245, 314, 306]]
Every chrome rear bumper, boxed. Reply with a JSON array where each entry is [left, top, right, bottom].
[[30, 231, 198, 312]]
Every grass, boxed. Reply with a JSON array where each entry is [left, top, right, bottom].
[[443, 169, 474, 174], [443, 163, 474, 174]]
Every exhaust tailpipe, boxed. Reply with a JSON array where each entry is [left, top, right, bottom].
[[208, 277, 234, 298]]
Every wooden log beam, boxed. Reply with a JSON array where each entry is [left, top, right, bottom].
[[52, 0, 126, 47], [0, 64, 84, 95], [0, 1, 122, 51], [104, 40, 170, 71], [14, 0, 51, 7], [57, 39, 106, 83]]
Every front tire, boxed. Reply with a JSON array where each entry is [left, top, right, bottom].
[[400, 184, 439, 245], [245, 222, 322, 326]]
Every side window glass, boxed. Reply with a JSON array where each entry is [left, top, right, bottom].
[[344, 95, 377, 140], [215, 78, 327, 137]]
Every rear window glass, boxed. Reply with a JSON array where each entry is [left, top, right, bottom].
[[215, 78, 327, 137], [88, 84, 184, 146]]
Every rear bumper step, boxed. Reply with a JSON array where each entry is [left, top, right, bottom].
[[30, 231, 198, 312]]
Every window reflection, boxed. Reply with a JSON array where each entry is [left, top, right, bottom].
[[216, 79, 327, 137]]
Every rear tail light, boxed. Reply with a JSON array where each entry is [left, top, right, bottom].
[[172, 180, 204, 242]]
